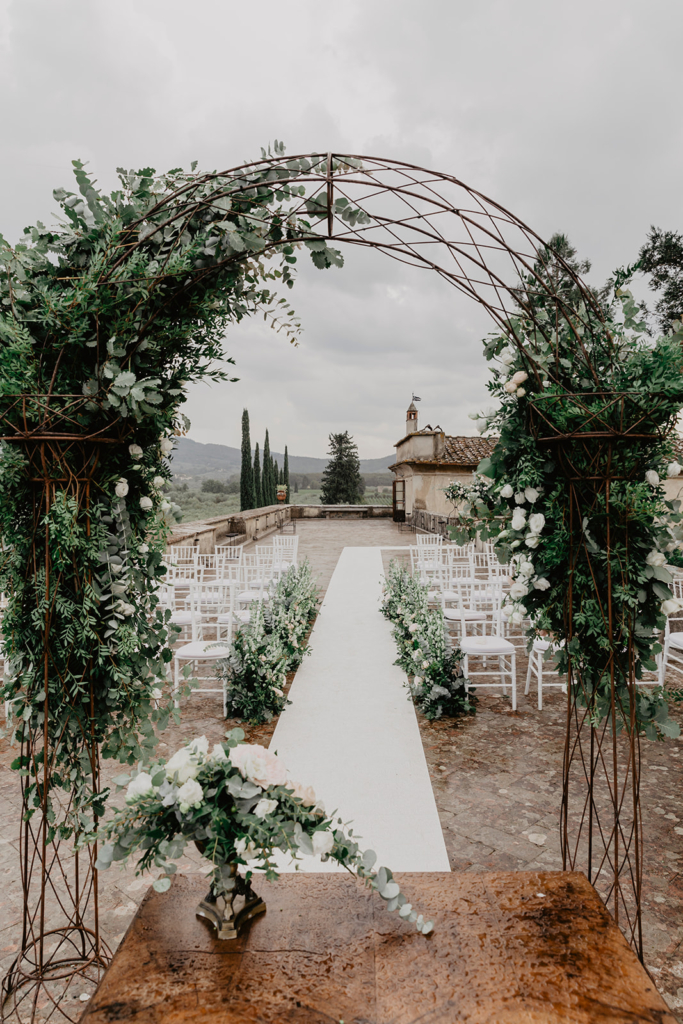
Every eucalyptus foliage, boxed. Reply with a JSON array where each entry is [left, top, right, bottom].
[[459, 279, 683, 740], [0, 149, 353, 835], [381, 562, 475, 720], [96, 730, 434, 934]]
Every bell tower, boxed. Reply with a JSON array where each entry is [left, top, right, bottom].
[[406, 400, 418, 434]]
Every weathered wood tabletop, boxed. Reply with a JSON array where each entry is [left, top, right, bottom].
[[81, 871, 674, 1024]]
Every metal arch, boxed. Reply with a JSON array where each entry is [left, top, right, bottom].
[[2, 152, 654, 1024]]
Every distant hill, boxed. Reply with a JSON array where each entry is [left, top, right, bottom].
[[169, 437, 395, 480]]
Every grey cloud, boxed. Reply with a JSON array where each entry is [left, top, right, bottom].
[[1, 0, 681, 456]]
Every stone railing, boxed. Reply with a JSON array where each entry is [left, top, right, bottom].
[[168, 503, 392, 553]]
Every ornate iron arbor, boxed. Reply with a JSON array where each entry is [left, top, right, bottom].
[[2, 151, 661, 1021]]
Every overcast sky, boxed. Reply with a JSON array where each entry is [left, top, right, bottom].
[[1, 0, 681, 458]]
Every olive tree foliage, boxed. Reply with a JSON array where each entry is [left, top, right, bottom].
[[0, 145, 356, 837]]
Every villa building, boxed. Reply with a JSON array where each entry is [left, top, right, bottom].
[[390, 401, 497, 521]]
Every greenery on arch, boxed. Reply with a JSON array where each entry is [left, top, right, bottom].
[[0, 148, 360, 837], [448, 266, 683, 741]]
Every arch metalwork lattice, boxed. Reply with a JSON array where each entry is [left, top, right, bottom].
[[2, 151, 665, 1022]]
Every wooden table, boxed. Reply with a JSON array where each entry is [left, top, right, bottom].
[[82, 871, 674, 1023]]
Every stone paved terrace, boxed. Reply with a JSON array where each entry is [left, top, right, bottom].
[[1, 518, 682, 1019]]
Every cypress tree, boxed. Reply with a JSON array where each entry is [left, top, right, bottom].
[[253, 442, 263, 508], [320, 431, 365, 504], [263, 429, 272, 506], [240, 408, 255, 511], [284, 446, 290, 502], [273, 460, 280, 496]]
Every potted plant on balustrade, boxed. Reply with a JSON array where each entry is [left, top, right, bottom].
[[94, 729, 434, 938]]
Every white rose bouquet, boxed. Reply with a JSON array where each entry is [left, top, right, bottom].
[[95, 729, 433, 935]]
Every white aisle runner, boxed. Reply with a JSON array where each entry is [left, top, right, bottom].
[[269, 547, 450, 872]]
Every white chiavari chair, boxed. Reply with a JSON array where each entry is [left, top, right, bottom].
[[524, 637, 566, 709], [273, 534, 299, 570]]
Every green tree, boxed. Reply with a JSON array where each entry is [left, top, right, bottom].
[[284, 446, 290, 502], [638, 226, 683, 333], [320, 432, 365, 504], [253, 442, 263, 508], [263, 429, 272, 505], [240, 409, 254, 511], [202, 478, 227, 494]]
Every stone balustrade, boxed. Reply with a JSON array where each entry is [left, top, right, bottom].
[[168, 503, 392, 553]]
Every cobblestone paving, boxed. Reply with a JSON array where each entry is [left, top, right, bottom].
[[1, 520, 682, 1018]]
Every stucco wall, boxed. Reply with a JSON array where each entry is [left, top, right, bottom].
[[392, 464, 475, 517]]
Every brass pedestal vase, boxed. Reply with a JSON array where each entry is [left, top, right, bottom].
[[195, 860, 266, 940]]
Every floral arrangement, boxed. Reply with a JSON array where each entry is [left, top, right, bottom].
[[451, 267, 683, 740], [95, 730, 434, 934], [218, 562, 319, 723], [381, 562, 475, 720]]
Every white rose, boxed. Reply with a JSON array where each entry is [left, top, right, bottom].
[[646, 550, 667, 567], [528, 513, 545, 534], [514, 492, 526, 505], [272, 687, 284, 697], [524, 487, 539, 503], [115, 478, 129, 498], [500, 484, 513, 499], [165, 747, 200, 784], [229, 744, 287, 788], [525, 535, 540, 549], [408, 623, 420, 633], [516, 387, 526, 397], [661, 599, 679, 616], [533, 578, 551, 590], [160, 500, 171, 511], [153, 476, 165, 489], [645, 470, 660, 487], [511, 509, 527, 531], [188, 735, 209, 756], [499, 348, 515, 366], [311, 830, 334, 857], [289, 779, 316, 805], [253, 798, 278, 819], [210, 743, 228, 761], [518, 559, 535, 577], [503, 380, 518, 393], [412, 676, 423, 686], [510, 370, 528, 386], [667, 462, 682, 478], [160, 437, 174, 455], [118, 602, 135, 617], [177, 778, 203, 812], [509, 581, 529, 599], [139, 496, 153, 511], [510, 611, 525, 624], [139, 543, 149, 554], [129, 444, 143, 460], [422, 660, 430, 669], [151, 687, 163, 700], [234, 837, 260, 860], [476, 420, 489, 434], [126, 771, 154, 801]]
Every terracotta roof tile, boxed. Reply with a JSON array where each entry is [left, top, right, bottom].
[[390, 435, 498, 469]]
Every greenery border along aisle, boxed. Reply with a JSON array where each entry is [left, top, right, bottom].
[[218, 562, 319, 724], [381, 561, 475, 720]]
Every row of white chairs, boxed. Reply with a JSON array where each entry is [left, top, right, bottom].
[[164, 536, 299, 715]]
